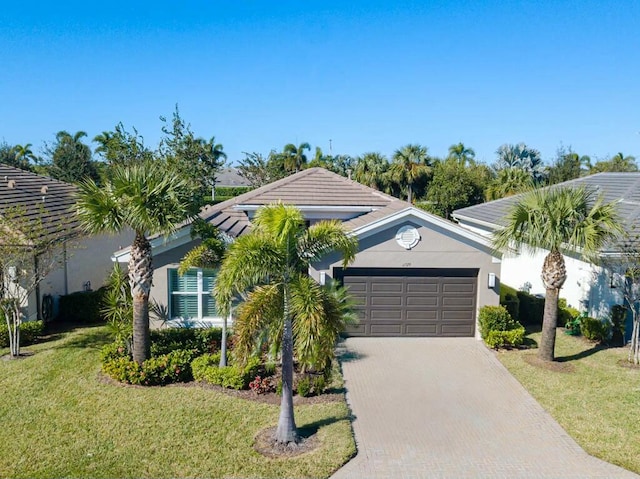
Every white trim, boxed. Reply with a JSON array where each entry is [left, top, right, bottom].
[[350, 207, 496, 251], [111, 227, 193, 263], [451, 213, 500, 231]]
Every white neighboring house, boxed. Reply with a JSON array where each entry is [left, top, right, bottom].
[[0, 165, 134, 321], [452, 172, 640, 319]]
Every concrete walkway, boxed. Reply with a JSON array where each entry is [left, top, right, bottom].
[[331, 338, 638, 479]]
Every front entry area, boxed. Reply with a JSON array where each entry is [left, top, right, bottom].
[[335, 268, 478, 337]]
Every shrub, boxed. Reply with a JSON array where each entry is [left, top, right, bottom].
[[580, 317, 612, 343], [478, 305, 525, 348], [500, 283, 544, 325], [58, 289, 107, 323], [296, 375, 312, 397], [557, 302, 580, 328], [611, 304, 627, 346], [485, 327, 526, 349], [248, 375, 275, 395], [150, 327, 222, 357], [101, 346, 196, 385], [0, 320, 44, 348], [312, 374, 327, 395], [191, 353, 260, 390]]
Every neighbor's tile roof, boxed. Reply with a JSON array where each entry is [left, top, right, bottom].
[[452, 172, 640, 237], [215, 167, 252, 187], [199, 167, 407, 237], [0, 164, 79, 240]]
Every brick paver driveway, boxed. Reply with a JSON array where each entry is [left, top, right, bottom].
[[331, 338, 638, 479]]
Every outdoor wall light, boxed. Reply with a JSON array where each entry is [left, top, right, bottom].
[[488, 273, 496, 289]]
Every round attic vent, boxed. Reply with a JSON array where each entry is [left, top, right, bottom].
[[395, 225, 420, 250]]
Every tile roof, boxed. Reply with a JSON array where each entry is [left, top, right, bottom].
[[0, 165, 79, 242], [452, 172, 640, 242], [198, 167, 410, 237], [215, 168, 252, 187]]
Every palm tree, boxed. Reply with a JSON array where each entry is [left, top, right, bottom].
[[447, 142, 475, 166], [214, 203, 357, 444], [484, 168, 534, 200], [353, 152, 389, 190], [494, 143, 546, 184], [283, 142, 311, 173], [388, 144, 431, 203], [76, 160, 192, 364], [493, 186, 621, 361], [13, 143, 37, 166]]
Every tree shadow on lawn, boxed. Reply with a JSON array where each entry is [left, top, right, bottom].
[[297, 411, 355, 439], [556, 343, 605, 363], [51, 323, 111, 351]]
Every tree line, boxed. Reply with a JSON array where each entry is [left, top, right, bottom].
[[1, 110, 637, 219]]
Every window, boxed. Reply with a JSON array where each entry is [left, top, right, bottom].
[[168, 268, 219, 320]]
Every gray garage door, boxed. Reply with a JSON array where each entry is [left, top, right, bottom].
[[337, 268, 478, 337]]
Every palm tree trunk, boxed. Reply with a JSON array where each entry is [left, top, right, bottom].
[[129, 233, 153, 365], [220, 314, 228, 367], [275, 284, 298, 444], [539, 250, 566, 362], [539, 287, 559, 361]]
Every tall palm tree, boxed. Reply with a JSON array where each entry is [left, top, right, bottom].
[[447, 142, 475, 166], [13, 143, 37, 166], [283, 142, 311, 173], [353, 152, 389, 190], [76, 160, 192, 364], [388, 144, 431, 203], [214, 203, 357, 444], [493, 186, 621, 361]]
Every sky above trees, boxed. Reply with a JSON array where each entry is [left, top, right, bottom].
[[1, 1, 639, 165]]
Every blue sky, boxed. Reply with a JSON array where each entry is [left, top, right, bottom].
[[1, 1, 639, 165]]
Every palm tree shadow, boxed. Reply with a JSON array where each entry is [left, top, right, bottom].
[[297, 412, 356, 439], [556, 343, 605, 362]]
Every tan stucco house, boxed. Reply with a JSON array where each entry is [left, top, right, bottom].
[[0, 165, 134, 321], [113, 168, 500, 338]]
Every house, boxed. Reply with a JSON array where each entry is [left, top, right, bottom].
[[452, 172, 640, 319], [113, 167, 500, 337], [0, 165, 134, 321]]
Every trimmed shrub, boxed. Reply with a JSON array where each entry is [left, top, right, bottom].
[[150, 327, 223, 357], [101, 344, 196, 385], [557, 300, 580, 328], [296, 375, 312, 398], [191, 353, 260, 390], [58, 289, 107, 323], [478, 305, 525, 348], [580, 317, 612, 343], [611, 305, 627, 346], [0, 319, 44, 348], [485, 327, 526, 349], [500, 283, 544, 326]]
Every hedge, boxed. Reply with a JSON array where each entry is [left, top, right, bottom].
[[57, 288, 107, 323], [0, 320, 45, 348]]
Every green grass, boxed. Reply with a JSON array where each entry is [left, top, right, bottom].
[[497, 328, 640, 473], [0, 325, 355, 478]]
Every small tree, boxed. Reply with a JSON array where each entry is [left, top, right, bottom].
[[0, 206, 72, 358], [603, 229, 640, 364]]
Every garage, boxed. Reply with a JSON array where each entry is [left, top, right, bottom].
[[336, 268, 478, 337]]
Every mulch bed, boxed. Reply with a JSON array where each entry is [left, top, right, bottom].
[[1, 351, 34, 361], [97, 372, 344, 405], [253, 426, 320, 458]]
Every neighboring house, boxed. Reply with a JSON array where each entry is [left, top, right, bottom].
[[452, 172, 640, 318], [113, 168, 500, 338], [215, 167, 252, 188], [0, 165, 134, 320]]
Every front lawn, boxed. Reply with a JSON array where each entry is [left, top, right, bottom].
[[0, 325, 355, 479], [497, 328, 640, 473]]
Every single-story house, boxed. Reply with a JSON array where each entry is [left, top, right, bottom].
[[452, 172, 640, 319], [113, 167, 500, 337], [0, 165, 134, 320]]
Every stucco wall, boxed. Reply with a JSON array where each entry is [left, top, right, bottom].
[[312, 220, 501, 337]]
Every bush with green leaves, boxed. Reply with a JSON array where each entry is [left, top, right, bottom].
[[191, 353, 261, 390], [101, 347, 195, 386], [0, 319, 44, 348], [150, 327, 222, 357], [478, 305, 525, 348], [557, 298, 580, 328], [580, 316, 612, 343], [58, 289, 107, 323]]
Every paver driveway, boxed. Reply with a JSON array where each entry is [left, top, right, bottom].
[[331, 337, 638, 479]]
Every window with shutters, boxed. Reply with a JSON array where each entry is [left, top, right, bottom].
[[168, 268, 219, 320]]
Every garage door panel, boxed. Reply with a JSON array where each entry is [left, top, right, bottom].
[[406, 310, 438, 320], [370, 310, 402, 320], [340, 269, 477, 337], [370, 296, 403, 306], [370, 323, 403, 335], [407, 296, 439, 307]]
